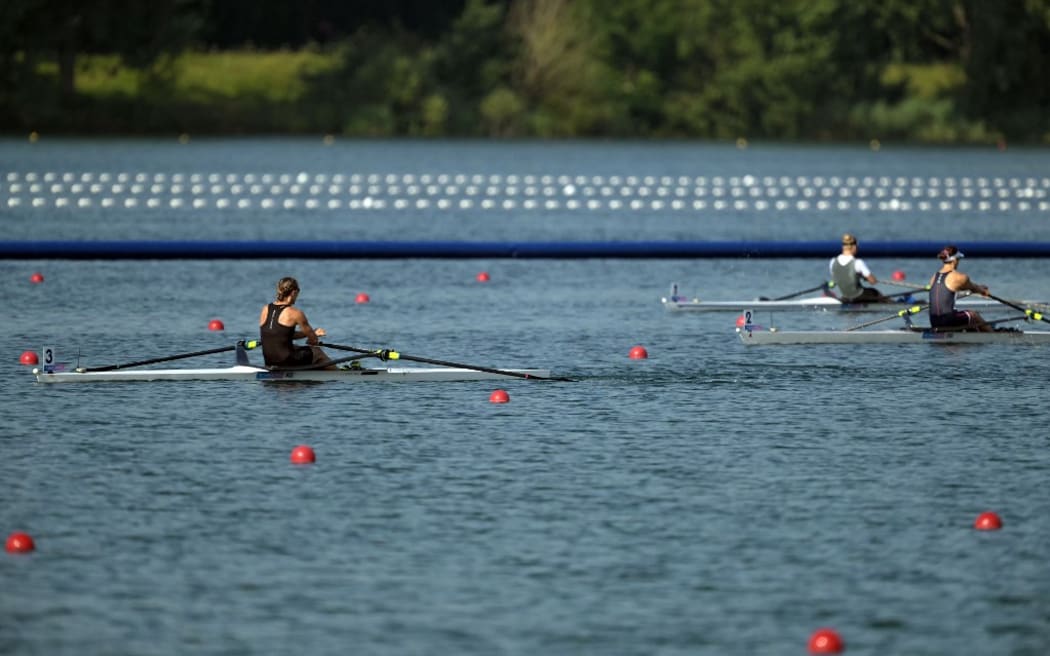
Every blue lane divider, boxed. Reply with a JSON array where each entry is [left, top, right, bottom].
[[4, 240, 1050, 259]]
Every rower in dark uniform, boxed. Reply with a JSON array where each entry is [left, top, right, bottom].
[[259, 277, 334, 367], [928, 245, 992, 332]]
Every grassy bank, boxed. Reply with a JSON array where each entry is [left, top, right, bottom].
[[26, 49, 341, 135]]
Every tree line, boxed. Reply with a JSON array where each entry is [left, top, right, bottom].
[[2, 0, 1048, 142]]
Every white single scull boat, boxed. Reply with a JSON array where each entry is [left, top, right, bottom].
[[662, 283, 1046, 313], [736, 326, 1050, 346], [663, 294, 1014, 313], [33, 364, 551, 383], [31, 341, 554, 383]]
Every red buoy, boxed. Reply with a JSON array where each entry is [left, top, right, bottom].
[[892, 270, 906, 281], [628, 345, 648, 359], [974, 511, 1003, 531], [489, 389, 510, 404], [476, 272, 490, 282], [808, 627, 844, 653], [29, 272, 44, 284], [20, 350, 39, 365], [290, 445, 316, 464], [355, 292, 370, 304], [6, 532, 35, 553], [208, 319, 225, 331]]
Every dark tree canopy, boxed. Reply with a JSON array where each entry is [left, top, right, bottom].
[[2, 0, 1049, 141], [200, 0, 470, 47]]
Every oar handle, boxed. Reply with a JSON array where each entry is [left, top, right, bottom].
[[318, 342, 371, 355], [846, 304, 927, 331]]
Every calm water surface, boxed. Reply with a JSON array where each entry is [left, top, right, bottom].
[[2, 139, 1049, 655]]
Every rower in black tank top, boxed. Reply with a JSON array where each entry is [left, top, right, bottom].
[[258, 276, 333, 368], [260, 304, 314, 366], [259, 304, 306, 365], [926, 245, 991, 332], [928, 271, 969, 328]]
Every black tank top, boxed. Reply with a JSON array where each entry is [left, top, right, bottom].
[[260, 304, 296, 365], [929, 271, 956, 319]]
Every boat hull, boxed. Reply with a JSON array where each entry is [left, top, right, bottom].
[[737, 327, 1050, 345], [33, 365, 552, 383], [663, 295, 1022, 313]]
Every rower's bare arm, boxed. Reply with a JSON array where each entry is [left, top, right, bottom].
[[298, 315, 321, 344], [299, 324, 327, 339]]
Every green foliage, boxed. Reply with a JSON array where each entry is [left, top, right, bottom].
[[421, 94, 449, 136], [479, 87, 525, 136], [881, 63, 965, 100], [850, 58, 996, 144], [508, 0, 614, 136], [175, 49, 339, 101], [434, 0, 511, 97], [956, 0, 1050, 140], [343, 105, 396, 137], [2, 0, 1049, 141]]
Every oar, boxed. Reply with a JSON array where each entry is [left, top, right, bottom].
[[882, 280, 931, 291], [83, 345, 236, 372], [986, 293, 1050, 325], [986, 315, 1029, 327], [980, 293, 1050, 314], [319, 342, 572, 381], [846, 304, 927, 331], [759, 282, 829, 301]]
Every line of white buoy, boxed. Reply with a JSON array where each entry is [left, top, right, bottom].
[[3, 182, 1044, 200], [6, 195, 1047, 212], [6, 171, 1050, 187], [3, 172, 1049, 211]]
